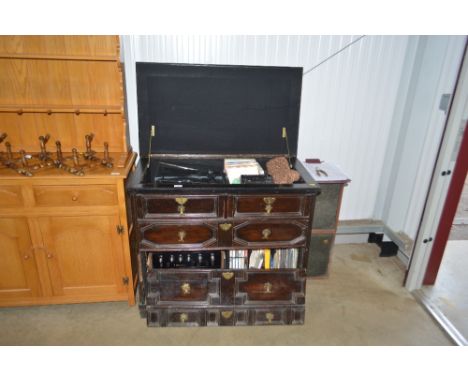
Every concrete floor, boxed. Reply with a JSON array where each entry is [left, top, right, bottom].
[[420, 176, 468, 342], [0, 243, 452, 345], [422, 240, 468, 341]]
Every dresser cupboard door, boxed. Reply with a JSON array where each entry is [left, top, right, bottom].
[[38, 215, 127, 298], [0, 217, 42, 301]]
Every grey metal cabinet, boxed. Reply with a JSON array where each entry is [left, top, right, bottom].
[[306, 169, 349, 277]]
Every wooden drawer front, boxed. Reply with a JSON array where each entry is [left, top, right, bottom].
[[312, 183, 341, 229], [0, 186, 23, 208], [146, 306, 304, 327], [248, 307, 292, 326], [33, 185, 117, 207], [137, 195, 219, 218], [141, 222, 217, 249], [307, 234, 334, 277], [232, 220, 307, 247], [147, 270, 220, 306], [147, 308, 207, 327], [233, 195, 307, 217], [234, 270, 305, 305]]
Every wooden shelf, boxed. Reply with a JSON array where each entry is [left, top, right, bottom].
[[0, 53, 120, 62], [0, 104, 122, 115]]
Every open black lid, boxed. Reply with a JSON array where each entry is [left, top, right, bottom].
[[136, 63, 303, 157]]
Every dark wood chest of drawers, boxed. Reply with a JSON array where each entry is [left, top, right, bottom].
[[127, 161, 319, 327], [128, 62, 320, 327]]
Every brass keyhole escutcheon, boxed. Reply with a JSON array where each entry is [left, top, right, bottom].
[[175, 197, 188, 215], [178, 230, 187, 242], [263, 197, 276, 214], [222, 272, 234, 280], [262, 228, 271, 240], [221, 311, 233, 319], [220, 223, 232, 231], [265, 312, 274, 323], [263, 282, 273, 293], [180, 283, 191, 295], [180, 313, 188, 323]]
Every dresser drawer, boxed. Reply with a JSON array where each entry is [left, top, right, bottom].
[[234, 270, 305, 305], [0, 185, 23, 208], [136, 195, 220, 219], [33, 185, 117, 207], [146, 306, 304, 327], [147, 308, 208, 327], [141, 222, 217, 249], [233, 195, 308, 217], [233, 306, 304, 325], [146, 270, 220, 306], [232, 220, 307, 247], [247, 307, 292, 325]]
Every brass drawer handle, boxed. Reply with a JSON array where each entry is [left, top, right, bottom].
[[263, 282, 273, 293], [263, 197, 276, 214], [219, 223, 232, 231], [175, 197, 188, 215], [221, 311, 233, 319], [323, 239, 329, 244], [265, 312, 274, 323], [178, 230, 187, 242], [222, 271, 234, 280], [262, 228, 271, 240], [180, 313, 188, 323], [180, 283, 191, 295]]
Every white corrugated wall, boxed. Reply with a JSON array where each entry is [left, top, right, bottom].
[[120, 35, 465, 240]]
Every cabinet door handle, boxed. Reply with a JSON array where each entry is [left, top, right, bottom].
[[263, 282, 273, 293], [263, 197, 276, 214], [180, 283, 191, 295], [219, 223, 232, 231], [175, 197, 188, 215], [22, 248, 34, 260], [178, 230, 187, 242], [262, 228, 271, 240], [221, 311, 233, 319], [265, 312, 274, 323], [222, 271, 234, 280]]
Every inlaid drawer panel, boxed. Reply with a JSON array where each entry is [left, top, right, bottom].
[[141, 222, 217, 249], [0, 185, 23, 207], [247, 306, 291, 325], [232, 220, 307, 247], [232, 195, 308, 217], [33, 185, 117, 207], [146, 270, 220, 306], [136, 195, 220, 219], [147, 308, 208, 327], [234, 270, 305, 305]]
